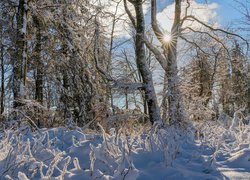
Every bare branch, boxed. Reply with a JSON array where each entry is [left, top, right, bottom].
[[180, 35, 210, 55], [185, 0, 191, 17], [181, 26, 230, 56], [124, 0, 136, 27], [181, 15, 249, 51], [151, 0, 164, 43], [144, 37, 168, 70]]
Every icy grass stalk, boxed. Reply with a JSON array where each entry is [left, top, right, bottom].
[[73, 157, 81, 170], [146, 124, 182, 166], [45, 152, 64, 178], [89, 144, 96, 176], [60, 156, 71, 178], [197, 110, 250, 170], [18, 172, 29, 180]]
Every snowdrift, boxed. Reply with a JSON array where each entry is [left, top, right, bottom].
[[0, 116, 250, 179]]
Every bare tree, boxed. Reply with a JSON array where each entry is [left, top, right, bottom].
[[124, 0, 248, 125], [123, 0, 161, 124]]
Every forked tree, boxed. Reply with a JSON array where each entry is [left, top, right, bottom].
[[125, 0, 248, 124]]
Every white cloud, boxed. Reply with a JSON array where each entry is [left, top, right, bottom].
[[157, 1, 219, 33], [91, 0, 150, 38], [108, 0, 218, 38], [92, 0, 220, 41]]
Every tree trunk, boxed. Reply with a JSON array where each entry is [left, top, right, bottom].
[[13, 0, 28, 107], [125, 89, 129, 109], [166, 42, 182, 124], [247, 64, 250, 115], [134, 1, 161, 124], [150, 0, 183, 124], [161, 72, 168, 120], [0, 29, 4, 114], [34, 16, 43, 104]]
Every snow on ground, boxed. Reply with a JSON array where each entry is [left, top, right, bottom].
[[0, 117, 250, 180]]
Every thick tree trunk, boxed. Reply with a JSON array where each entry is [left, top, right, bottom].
[[166, 0, 183, 124], [134, 1, 161, 124], [34, 16, 43, 103], [13, 0, 28, 107], [33, 16, 44, 127], [161, 73, 168, 120], [166, 43, 182, 124], [150, 0, 183, 124]]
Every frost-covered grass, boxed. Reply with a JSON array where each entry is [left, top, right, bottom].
[[194, 111, 250, 179], [0, 122, 184, 180], [0, 114, 250, 180]]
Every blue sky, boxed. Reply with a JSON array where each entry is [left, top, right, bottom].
[[153, 0, 244, 30], [208, 0, 242, 25], [110, 0, 247, 108], [157, 0, 243, 25]]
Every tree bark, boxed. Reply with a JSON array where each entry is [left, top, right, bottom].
[[151, 0, 183, 124], [161, 73, 168, 120], [165, 39, 182, 124], [166, 1, 183, 124], [34, 16, 43, 104], [132, 0, 161, 124], [13, 0, 28, 107], [0, 29, 4, 114], [247, 70, 250, 115]]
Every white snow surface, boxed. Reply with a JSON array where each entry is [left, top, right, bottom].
[[0, 118, 250, 180]]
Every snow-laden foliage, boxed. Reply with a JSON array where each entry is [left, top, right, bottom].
[[195, 109, 250, 173], [1, 111, 250, 179], [0, 122, 185, 179]]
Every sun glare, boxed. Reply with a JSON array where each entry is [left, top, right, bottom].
[[163, 34, 172, 43]]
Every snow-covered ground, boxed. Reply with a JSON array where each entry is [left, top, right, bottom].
[[0, 117, 250, 180]]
